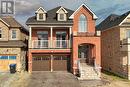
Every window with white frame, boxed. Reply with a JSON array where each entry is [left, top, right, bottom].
[[39, 13, 43, 19], [59, 14, 64, 20], [78, 14, 87, 32], [11, 30, 17, 39], [0, 29, 2, 39], [126, 29, 130, 38]]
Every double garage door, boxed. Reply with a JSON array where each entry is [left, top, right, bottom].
[[0, 55, 16, 71], [32, 55, 70, 71]]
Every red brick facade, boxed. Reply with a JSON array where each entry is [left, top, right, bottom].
[[27, 5, 101, 75], [72, 6, 101, 74]]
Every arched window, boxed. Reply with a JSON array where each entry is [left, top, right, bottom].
[[78, 14, 87, 32]]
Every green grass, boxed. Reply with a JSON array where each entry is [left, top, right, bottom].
[[102, 70, 130, 82]]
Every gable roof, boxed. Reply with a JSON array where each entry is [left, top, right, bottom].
[[0, 16, 22, 27], [35, 7, 47, 13], [26, 6, 74, 25], [56, 6, 68, 13], [96, 11, 130, 31], [0, 16, 28, 34], [69, 4, 98, 19]]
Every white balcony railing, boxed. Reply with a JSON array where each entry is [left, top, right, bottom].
[[32, 40, 49, 48], [32, 40, 70, 49]]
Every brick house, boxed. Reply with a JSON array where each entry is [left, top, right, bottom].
[[26, 4, 101, 80], [97, 11, 130, 80], [0, 16, 28, 72]]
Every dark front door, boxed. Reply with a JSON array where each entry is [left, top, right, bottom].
[[78, 45, 89, 63], [32, 55, 51, 71]]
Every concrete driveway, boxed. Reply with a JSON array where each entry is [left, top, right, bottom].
[[1, 71, 105, 87], [28, 71, 80, 87]]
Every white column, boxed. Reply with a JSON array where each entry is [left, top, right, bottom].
[[51, 55, 53, 72], [50, 27, 53, 48], [69, 27, 72, 48]]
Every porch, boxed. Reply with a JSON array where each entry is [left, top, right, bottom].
[[29, 26, 72, 49]]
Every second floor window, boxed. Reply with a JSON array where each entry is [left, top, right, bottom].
[[126, 30, 130, 38], [37, 31, 48, 40], [0, 29, 2, 39], [78, 14, 87, 32], [11, 30, 16, 39]]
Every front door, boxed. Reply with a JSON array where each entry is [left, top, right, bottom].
[[78, 45, 89, 63]]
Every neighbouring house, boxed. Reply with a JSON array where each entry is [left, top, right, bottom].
[[96, 11, 130, 80], [26, 4, 101, 80], [0, 16, 28, 72]]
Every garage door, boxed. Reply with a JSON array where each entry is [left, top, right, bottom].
[[32, 56, 51, 71], [0, 56, 16, 71], [32, 55, 70, 71], [53, 56, 68, 71]]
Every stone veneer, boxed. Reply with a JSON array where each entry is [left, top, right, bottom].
[[0, 48, 26, 72]]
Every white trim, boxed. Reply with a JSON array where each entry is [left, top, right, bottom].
[[69, 4, 98, 19], [37, 13, 46, 21], [119, 13, 130, 26], [50, 27, 53, 48], [58, 13, 67, 21], [29, 25, 72, 28], [27, 23, 73, 25], [11, 30, 17, 40], [0, 18, 10, 27], [56, 7, 68, 13], [35, 7, 47, 13]]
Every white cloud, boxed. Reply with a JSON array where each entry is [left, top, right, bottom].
[[15, 0, 42, 15], [10, 0, 130, 26]]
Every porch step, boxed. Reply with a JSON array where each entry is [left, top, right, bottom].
[[78, 63, 100, 80]]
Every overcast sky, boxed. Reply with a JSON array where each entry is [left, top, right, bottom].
[[2, 0, 130, 27]]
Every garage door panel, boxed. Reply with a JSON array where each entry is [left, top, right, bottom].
[[53, 60, 67, 71], [33, 61, 50, 71], [32, 56, 51, 71], [53, 55, 69, 71], [32, 55, 70, 71]]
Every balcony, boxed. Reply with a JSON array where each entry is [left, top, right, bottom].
[[31, 40, 71, 49]]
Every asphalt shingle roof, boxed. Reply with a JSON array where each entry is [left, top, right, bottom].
[[0, 16, 29, 34], [26, 6, 74, 25], [96, 11, 130, 31], [1, 16, 22, 27]]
